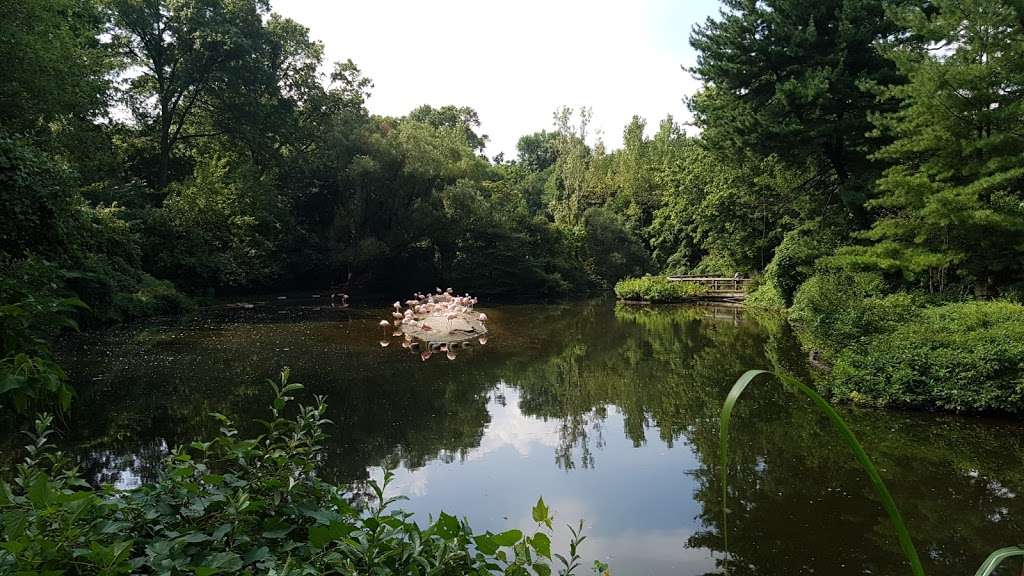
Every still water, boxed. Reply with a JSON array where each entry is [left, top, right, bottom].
[[25, 300, 1024, 574]]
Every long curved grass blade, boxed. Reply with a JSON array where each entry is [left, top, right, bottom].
[[720, 370, 925, 576], [719, 369, 769, 562], [973, 546, 1024, 576]]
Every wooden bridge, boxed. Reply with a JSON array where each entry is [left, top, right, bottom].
[[667, 275, 755, 302]]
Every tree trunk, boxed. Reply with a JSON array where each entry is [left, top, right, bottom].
[[157, 101, 172, 191], [975, 276, 995, 300]]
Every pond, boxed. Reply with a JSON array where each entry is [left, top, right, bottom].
[[13, 299, 1024, 575]]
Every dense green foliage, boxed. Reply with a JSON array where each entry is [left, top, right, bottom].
[[613, 277, 708, 302], [789, 271, 1024, 413], [0, 372, 598, 575], [0, 261, 83, 413], [832, 0, 1024, 295], [685, 0, 1024, 412], [829, 302, 1024, 412], [789, 271, 923, 361], [8, 0, 1018, 310]]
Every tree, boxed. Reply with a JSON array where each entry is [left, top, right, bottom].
[[202, 14, 325, 170], [109, 0, 272, 189], [689, 0, 905, 216], [609, 116, 659, 236], [833, 0, 1024, 295], [580, 207, 650, 286], [0, 0, 112, 134], [407, 105, 489, 153], [550, 106, 595, 226], [516, 130, 560, 172]]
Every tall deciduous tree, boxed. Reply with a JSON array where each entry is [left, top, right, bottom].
[[515, 130, 560, 173], [407, 105, 489, 153], [550, 106, 594, 227], [0, 0, 113, 133], [109, 0, 270, 189]]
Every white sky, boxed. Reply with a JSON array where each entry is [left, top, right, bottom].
[[272, 0, 718, 159]]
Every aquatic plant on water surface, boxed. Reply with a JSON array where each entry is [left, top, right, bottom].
[[0, 369, 607, 576], [720, 370, 1024, 576]]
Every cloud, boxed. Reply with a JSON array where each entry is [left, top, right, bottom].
[[272, 0, 711, 157], [466, 386, 560, 460]]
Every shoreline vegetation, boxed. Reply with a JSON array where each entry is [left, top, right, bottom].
[[615, 271, 1024, 416], [4, 0, 1024, 418], [0, 370, 602, 576], [613, 276, 709, 303], [3, 0, 1024, 571]]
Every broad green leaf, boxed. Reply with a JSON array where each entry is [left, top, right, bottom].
[[532, 497, 551, 529], [492, 529, 522, 547], [242, 546, 271, 563], [530, 532, 551, 559], [213, 524, 232, 540], [473, 533, 499, 555], [261, 525, 293, 539], [27, 474, 50, 507], [308, 522, 354, 549], [205, 551, 243, 571], [435, 512, 460, 539]]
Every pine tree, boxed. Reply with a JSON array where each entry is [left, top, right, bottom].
[[689, 0, 905, 214], [835, 0, 1024, 294]]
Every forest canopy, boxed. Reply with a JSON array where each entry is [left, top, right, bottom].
[[5, 0, 1022, 304], [3, 0, 1024, 411]]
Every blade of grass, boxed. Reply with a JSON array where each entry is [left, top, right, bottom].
[[720, 369, 925, 576], [973, 546, 1024, 576]]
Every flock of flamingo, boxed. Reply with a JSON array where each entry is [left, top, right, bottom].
[[378, 288, 489, 361]]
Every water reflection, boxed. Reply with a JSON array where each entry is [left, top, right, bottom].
[[2, 299, 1020, 575]]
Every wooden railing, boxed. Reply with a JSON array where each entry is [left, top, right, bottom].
[[666, 276, 755, 293]]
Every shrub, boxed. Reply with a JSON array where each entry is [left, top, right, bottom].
[[0, 135, 79, 261], [0, 258, 83, 413], [789, 271, 924, 361], [0, 371, 600, 575], [148, 155, 286, 291], [689, 251, 739, 276], [110, 275, 195, 320], [744, 280, 786, 310], [759, 221, 845, 307], [827, 301, 1024, 413], [614, 276, 708, 302]]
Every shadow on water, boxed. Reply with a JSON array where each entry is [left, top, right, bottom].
[[3, 299, 1022, 575]]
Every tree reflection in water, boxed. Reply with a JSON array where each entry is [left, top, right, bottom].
[[2, 299, 1020, 575]]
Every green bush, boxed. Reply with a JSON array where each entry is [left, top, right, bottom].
[[147, 155, 286, 291], [0, 371, 601, 575], [789, 271, 924, 361], [614, 276, 708, 302], [0, 134, 79, 261], [744, 280, 786, 309], [689, 251, 739, 276], [111, 276, 196, 320], [0, 258, 83, 413], [759, 222, 845, 307], [827, 301, 1024, 413]]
